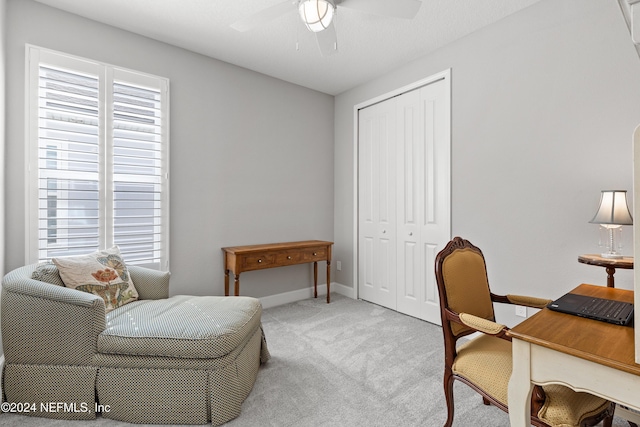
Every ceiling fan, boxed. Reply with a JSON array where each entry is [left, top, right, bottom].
[[230, 0, 422, 56]]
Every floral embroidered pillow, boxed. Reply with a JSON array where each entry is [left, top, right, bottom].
[[52, 246, 139, 312]]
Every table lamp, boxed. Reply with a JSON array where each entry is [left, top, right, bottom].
[[589, 190, 633, 259]]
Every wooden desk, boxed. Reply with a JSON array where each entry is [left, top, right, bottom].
[[222, 240, 333, 303], [507, 284, 640, 426], [578, 254, 634, 288]]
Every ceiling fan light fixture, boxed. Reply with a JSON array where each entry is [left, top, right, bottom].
[[298, 0, 335, 32]]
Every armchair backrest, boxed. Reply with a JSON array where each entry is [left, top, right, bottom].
[[128, 265, 170, 300], [435, 237, 496, 338]]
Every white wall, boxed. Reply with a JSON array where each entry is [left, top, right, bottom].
[[334, 0, 640, 325], [5, 0, 334, 298]]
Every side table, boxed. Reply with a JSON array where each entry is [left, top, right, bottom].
[[577, 254, 634, 288]]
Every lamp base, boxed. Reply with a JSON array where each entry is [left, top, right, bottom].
[[600, 253, 624, 259]]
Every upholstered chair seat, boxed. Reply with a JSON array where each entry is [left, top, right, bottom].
[[453, 334, 610, 426]]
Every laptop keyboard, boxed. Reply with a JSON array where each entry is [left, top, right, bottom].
[[580, 298, 626, 319], [548, 293, 634, 325]]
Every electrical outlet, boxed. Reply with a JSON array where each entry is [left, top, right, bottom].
[[515, 305, 527, 318], [336, 261, 342, 271]]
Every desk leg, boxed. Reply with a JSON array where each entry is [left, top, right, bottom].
[[326, 260, 331, 304], [606, 267, 616, 288], [508, 339, 533, 427], [234, 274, 240, 296], [313, 261, 318, 298], [224, 270, 230, 296]]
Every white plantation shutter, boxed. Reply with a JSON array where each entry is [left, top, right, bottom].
[[112, 76, 165, 265], [27, 46, 169, 269], [35, 62, 101, 260]]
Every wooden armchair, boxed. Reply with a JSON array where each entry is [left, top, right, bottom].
[[434, 237, 614, 427]]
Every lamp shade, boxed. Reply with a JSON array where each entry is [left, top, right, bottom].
[[589, 190, 633, 225], [299, 0, 335, 32]]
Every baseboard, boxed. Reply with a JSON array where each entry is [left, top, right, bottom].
[[259, 282, 355, 309]]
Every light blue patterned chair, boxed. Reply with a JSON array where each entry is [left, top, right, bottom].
[[1, 263, 270, 425]]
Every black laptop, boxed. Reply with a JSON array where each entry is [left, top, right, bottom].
[[547, 293, 634, 326]]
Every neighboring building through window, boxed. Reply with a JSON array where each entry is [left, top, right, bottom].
[[26, 46, 170, 269]]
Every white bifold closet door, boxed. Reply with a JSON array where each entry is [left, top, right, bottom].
[[358, 75, 450, 325]]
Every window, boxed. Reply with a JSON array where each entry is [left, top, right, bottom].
[[27, 46, 170, 269]]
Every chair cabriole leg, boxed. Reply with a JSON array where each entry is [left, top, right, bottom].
[[443, 370, 455, 427]]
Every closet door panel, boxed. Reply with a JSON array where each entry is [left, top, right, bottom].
[[418, 79, 450, 325], [396, 89, 424, 318], [358, 99, 397, 309]]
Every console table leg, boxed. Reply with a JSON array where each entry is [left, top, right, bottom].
[[234, 274, 240, 296], [224, 270, 230, 296], [326, 260, 331, 304], [314, 261, 318, 298]]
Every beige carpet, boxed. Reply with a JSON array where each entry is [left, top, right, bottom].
[[0, 294, 628, 426]]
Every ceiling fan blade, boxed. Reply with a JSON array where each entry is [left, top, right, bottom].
[[339, 0, 421, 19], [316, 23, 338, 56], [230, 1, 294, 32]]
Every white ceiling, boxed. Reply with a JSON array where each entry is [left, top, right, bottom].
[[33, 0, 543, 95]]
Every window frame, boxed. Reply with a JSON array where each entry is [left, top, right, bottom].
[[25, 45, 170, 270]]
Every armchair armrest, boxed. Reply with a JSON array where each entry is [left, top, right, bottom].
[[459, 313, 508, 336], [128, 265, 171, 300], [443, 306, 510, 340], [3, 274, 104, 308], [491, 292, 551, 308], [505, 294, 552, 309], [2, 265, 106, 366]]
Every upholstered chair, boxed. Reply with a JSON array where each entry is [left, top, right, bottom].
[[434, 237, 614, 427]]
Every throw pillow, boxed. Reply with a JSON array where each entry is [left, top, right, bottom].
[[52, 246, 139, 312], [31, 262, 65, 287]]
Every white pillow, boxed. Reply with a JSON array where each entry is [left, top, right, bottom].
[[53, 246, 139, 312]]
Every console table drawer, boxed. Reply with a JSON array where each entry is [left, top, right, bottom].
[[275, 251, 302, 265], [240, 254, 276, 271], [301, 247, 327, 262]]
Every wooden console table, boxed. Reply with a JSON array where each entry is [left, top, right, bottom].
[[222, 240, 334, 303]]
